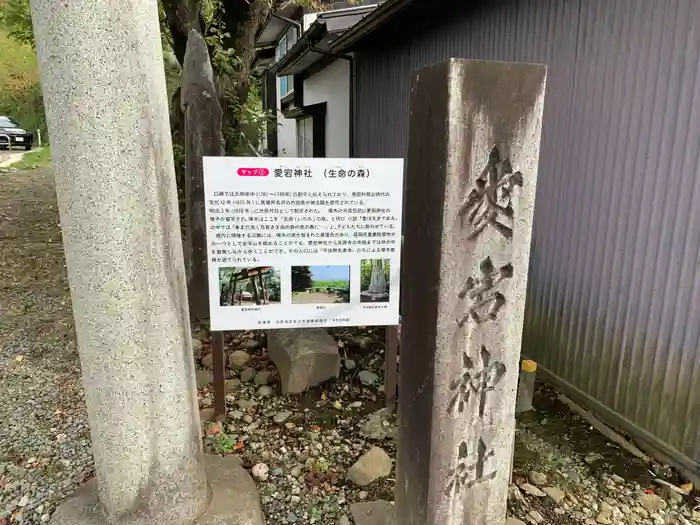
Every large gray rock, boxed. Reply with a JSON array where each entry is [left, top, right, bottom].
[[349, 500, 395, 525], [266, 329, 340, 394]]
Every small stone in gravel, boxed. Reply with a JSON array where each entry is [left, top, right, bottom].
[[228, 350, 251, 369], [520, 483, 546, 497], [199, 408, 215, 421], [240, 367, 256, 382], [196, 369, 213, 388], [349, 401, 363, 408], [543, 486, 566, 503], [18, 494, 29, 507], [225, 378, 241, 391], [596, 511, 612, 524], [290, 466, 302, 477], [339, 516, 351, 525], [359, 491, 369, 500], [565, 470, 582, 483], [286, 512, 298, 523], [527, 510, 544, 524], [200, 353, 213, 369], [252, 463, 269, 481], [584, 452, 604, 464], [610, 474, 625, 484], [347, 446, 392, 486], [238, 399, 257, 410], [528, 471, 547, 486], [257, 386, 273, 397], [360, 408, 395, 440], [639, 493, 666, 512], [358, 370, 378, 386], [273, 411, 292, 424], [254, 370, 273, 385], [230, 410, 244, 420], [351, 335, 375, 351], [56, 433, 68, 443], [239, 339, 260, 350], [508, 484, 526, 505], [344, 359, 356, 370]]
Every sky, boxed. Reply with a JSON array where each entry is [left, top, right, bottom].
[[309, 265, 350, 282]]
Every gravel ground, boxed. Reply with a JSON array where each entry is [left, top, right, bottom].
[[0, 168, 92, 524], [194, 329, 394, 525], [2, 168, 699, 525]]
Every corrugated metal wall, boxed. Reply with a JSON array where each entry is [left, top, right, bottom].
[[354, 0, 700, 474]]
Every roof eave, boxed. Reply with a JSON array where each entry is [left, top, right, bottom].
[[329, 0, 416, 53]]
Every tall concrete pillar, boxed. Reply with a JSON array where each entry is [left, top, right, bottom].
[[29, 0, 209, 523]]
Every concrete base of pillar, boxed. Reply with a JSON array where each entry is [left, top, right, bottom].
[[50, 455, 265, 525]]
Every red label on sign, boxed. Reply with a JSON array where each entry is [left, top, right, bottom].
[[237, 168, 269, 177]]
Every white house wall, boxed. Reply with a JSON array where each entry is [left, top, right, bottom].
[[303, 58, 350, 158], [275, 95, 297, 157], [275, 58, 350, 158]]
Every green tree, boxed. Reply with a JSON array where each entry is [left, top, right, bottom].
[[0, 0, 34, 47], [292, 266, 312, 292]]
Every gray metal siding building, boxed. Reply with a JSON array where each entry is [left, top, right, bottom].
[[348, 0, 700, 476]]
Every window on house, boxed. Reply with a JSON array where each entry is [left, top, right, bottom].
[[297, 116, 313, 157], [275, 26, 299, 98]]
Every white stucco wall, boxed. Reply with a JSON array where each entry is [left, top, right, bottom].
[[275, 58, 350, 158], [303, 58, 350, 158], [276, 92, 297, 157]]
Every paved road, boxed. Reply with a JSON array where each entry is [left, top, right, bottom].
[[0, 147, 31, 167]]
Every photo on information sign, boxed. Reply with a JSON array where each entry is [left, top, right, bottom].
[[218, 267, 281, 306], [291, 265, 350, 304], [360, 259, 390, 303]]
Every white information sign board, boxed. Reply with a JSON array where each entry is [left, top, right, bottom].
[[203, 157, 404, 331]]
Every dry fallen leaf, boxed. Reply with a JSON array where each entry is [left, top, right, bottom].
[[15, 355, 24, 363], [234, 441, 244, 451], [205, 422, 223, 436]]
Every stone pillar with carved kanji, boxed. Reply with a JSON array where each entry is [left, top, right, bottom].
[[397, 59, 547, 525]]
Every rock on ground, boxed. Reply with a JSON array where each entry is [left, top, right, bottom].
[[347, 447, 392, 487], [196, 369, 213, 388], [528, 471, 547, 486], [229, 350, 252, 370], [520, 483, 546, 497], [359, 408, 396, 441], [542, 486, 566, 503], [349, 500, 395, 525], [266, 328, 340, 394]]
